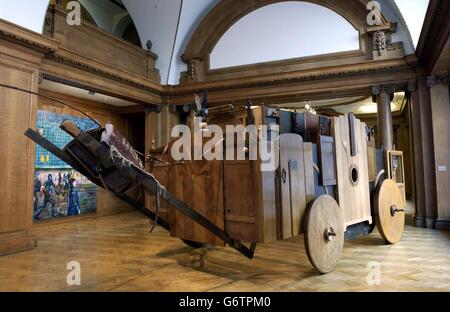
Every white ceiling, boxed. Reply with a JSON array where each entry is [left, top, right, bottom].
[[394, 0, 429, 47], [210, 2, 360, 69], [122, 0, 219, 85], [275, 92, 406, 115], [0, 0, 427, 85]]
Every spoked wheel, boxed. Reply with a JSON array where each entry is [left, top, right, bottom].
[[181, 239, 205, 249], [374, 179, 405, 244], [304, 195, 344, 274]]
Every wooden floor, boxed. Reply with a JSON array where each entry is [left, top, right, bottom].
[[0, 210, 449, 292]]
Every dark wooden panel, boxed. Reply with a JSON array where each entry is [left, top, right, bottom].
[[318, 135, 337, 186], [348, 113, 358, 157], [169, 161, 225, 245], [224, 161, 259, 242], [279, 110, 292, 134]]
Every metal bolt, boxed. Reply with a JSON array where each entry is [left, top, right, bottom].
[[324, 227, 337, 241], [390, 205, 405, 216]]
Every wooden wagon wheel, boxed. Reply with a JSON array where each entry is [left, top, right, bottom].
[[304, 195, 344, 274], [374, 179, 405, 244]]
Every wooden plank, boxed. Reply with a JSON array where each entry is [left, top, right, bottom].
[[318, 135, 337, 186], [359, 121, 372, 224], [348, 113, 358, 156], [332, 116, 348, 222], [279, 134, 307, 238], [303, 143, 315, 205], [258, 167, 277, 243], [332, 115, 372, 229], [169, 160, 225, 245], [224, 161, 259, 242]]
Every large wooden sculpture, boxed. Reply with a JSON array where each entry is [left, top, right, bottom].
[[25, 102, 406, 274]]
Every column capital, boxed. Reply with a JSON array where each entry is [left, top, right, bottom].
[[372, 85, 395, 95], [372, 85, 395, 102], [427, 75, 450, 88]]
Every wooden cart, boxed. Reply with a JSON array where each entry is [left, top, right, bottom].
[[25, 107, 406, 274]]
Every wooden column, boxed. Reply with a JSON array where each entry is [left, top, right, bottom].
[[373, 86, 394, 151], [428, 76, 450, 230], [409, 77, 438, 229], [409, 82, 426, 227], [159, 105, 180, 148], [0, 21, 58, 255]]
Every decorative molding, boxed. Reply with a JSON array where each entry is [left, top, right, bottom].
[[373, 31, 387, 56], [46, 52, 163, 96], [0, 29, 55, 55], [170, 61, 412, 97]]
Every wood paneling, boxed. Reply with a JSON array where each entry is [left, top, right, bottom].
[[257, 169, 277, 243], [430, 84, 450, 228], [224, 161, 259, 242], [169, 161, 225, 246], [51, 8, 159, 81], [303, 143, 316, 205], [0, 49, 39, 255]]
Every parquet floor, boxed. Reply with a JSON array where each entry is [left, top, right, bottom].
[[0, 210, 449, 292]]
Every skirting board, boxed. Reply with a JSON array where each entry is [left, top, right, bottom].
[[0, 232, 36, 256]]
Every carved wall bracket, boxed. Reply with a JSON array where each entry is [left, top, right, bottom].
[[368, 23, 398, 58]]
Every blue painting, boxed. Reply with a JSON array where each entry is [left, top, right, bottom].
[[33, 111, 98, 221]]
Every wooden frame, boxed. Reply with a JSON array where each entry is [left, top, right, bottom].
[[318, 135, 337, 186]]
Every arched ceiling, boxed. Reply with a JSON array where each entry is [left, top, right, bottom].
[[0, 0, 427, 85], [209, 1, 361, 69]]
